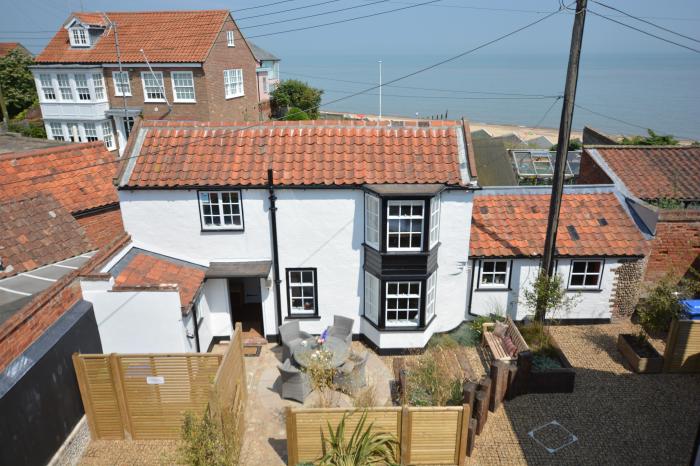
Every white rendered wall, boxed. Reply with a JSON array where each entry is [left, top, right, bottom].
[[199, 279, 233, 346], [468, 258, 621, 321]]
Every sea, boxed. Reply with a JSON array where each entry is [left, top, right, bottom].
[[281, 52, 700, 140]]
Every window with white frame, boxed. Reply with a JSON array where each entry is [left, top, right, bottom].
[[480, 260, 509, 288], [49, 122, 65, 141], [425, 272, 437, 322], [568, 260, 603, 289], [385, 281, 421, 326], [113, 71, 131, 96], [92, 73, 105, 100], [57, 74, 73, 100], [223, 69, 244, 98], [141, 71, 165, 101], [364, 272, 380, 325], [387, 200, 424, 251], [287, 269, 317, 315], [198, 191, 243, 230], [226, 30, 235, 47], [39, 74, 56, 100], [171, 71, 196, 102], [83, 122, 98, 141], [365, 193, 380, 250], [429, 196, 440, 248], [74, 74, 91, 100], [69, 27, 89, 47], [66, 122, 81, 142], [102, 121, 115, 150]]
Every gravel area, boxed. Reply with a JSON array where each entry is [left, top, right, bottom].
[[79, 440, 181, 465], [49, 417, 90, 466]]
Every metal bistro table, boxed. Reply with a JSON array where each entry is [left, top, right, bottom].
[[292, 336, 350, 368]]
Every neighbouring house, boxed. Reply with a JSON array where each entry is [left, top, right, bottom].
[[249, 42, 280, 106], [468, 188, 648, 321], [82, 119, 476, 353], [579, 146, 700, 284], [0, 42, 32, 58], [31, 10, 273, 154]]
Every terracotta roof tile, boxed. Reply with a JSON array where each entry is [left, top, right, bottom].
[[0, 194, 92, 279], [114, 254, 205, 311], [0, 42, 20, 58], [122, 120, 466, 187], [36, 10, 229, 63], [0, 142, 119, 214], [592, 146, 700, 201], [470, 192, 648, 257]]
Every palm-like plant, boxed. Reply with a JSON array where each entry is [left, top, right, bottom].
[[318, 412, 398, 466]]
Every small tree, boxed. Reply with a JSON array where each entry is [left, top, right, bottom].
[[621, 129, 678, 146], [524, 272, 579, 323], [0, 49, 37, 119], [282, 106, 310, 121], [637, 270, 700, 334], [270, 79, 323, 119]]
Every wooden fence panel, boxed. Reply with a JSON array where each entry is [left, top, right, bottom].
[[664, 320, 700, 373], [407, 407, 462, 465]]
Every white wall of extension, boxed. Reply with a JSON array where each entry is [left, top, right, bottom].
[[194, 278, 233, 351], [467, 257, 622, 321], [80, 279, 192, 353]]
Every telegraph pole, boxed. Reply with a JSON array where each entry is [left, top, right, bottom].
[[537, 0, 588, 321]]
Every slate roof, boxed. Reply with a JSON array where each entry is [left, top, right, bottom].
[[590, 146, 700, 201], [0, 142, 119, 214], [36, 10, 229, 63], [120, 120, 468, 188], [114, 253, 206, 312], [0, 194, 92, 279], [249, 42, 279, 62], [470, 192, 648, 257]]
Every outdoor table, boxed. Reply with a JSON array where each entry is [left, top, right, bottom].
[[292, 336, 350, 368]]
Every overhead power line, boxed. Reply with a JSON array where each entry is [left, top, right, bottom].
[[231, 0, 301, 12], [323, 88, 561, 100], [236, 0, 344, 21], [243, 0, 390, 29]]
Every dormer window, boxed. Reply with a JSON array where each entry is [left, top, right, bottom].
[[70, 27, 90, 47]]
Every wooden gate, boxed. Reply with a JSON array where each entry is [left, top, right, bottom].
[[664, 319, 700, 373], [73, 324, 247, 440]]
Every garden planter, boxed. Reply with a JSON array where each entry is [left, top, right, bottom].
[[523, 335, 576, 394], [617, 334, 663, 374]]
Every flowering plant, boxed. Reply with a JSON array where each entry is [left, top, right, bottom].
[[317, 328, 330, 346]]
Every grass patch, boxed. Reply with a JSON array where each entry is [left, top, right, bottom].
[[405, 348, 464, 406]]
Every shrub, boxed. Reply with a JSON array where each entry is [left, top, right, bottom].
[[319, 412, 398, 466], [470, 314, 505, 341], [405, 348, 463, 406], [270, 79, 323, 118], [637, 272, 699, 334], [283, 107, 310, 121], [522, 272, 579, 322], [7, 120, 46, 138], [179, 411, 240, 466]]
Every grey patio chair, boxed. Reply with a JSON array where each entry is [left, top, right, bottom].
[[328, 315, 354, 344], [333, 360, 355, 392], [350, 351, 369, 389], [278, 359, 311, 403], [279, 321, 311, 361]]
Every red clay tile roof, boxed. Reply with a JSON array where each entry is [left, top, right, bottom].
[[114, 253, 205, 311], [0, 142, 119, 214], [36, 10, 229, 63], [591, 146, 700, 201], [121, 120, 467, 188], [0, 42, 20, 58], [0, 194, 92, 279], [470, 192, 647, 257]]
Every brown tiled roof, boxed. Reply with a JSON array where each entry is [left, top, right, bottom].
[[470, 192, 647, 257], [36, 10, 229, 63], [114, 254, 205, 311], [591, 146, 700, 201], [0, 42, 20, 58], [0, 194, 92, 279], [0, 142, 119, 214], [121, 120, 466, 188]]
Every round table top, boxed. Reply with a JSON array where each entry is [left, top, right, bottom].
[[292, 336, 350, 368]]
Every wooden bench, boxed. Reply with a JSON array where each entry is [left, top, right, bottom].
[[482, 317, 529, 363]]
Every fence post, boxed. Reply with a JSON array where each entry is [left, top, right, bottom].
[[400, 405, 411, 465], [490, 361, 509, 412], [663, 319, 679, 372], [457, 404, 471, 466], [109, 353, 133, 439], [463, 381, 477, 408], [505, 365, 519, 400], [72, 354, 99, 439], [475, 378, 491, 435], [285, 407, 298, 466]]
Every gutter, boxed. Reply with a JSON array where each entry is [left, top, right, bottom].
[[267, 169, 283, 341]]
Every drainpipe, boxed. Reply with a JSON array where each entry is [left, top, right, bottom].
[[268, 169, 283, 342]]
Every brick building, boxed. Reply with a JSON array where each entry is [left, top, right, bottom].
[[578, 146, 700, 285], [32, 10, 273, 154]]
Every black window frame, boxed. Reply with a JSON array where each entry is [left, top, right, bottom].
[[285, 268, 319, 319], [362, 272, 437, 332], [196, 189, 245, 232]]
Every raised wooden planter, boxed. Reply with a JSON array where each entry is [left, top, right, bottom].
[[617, 334, 663, 374], [522, 335, 576, 394]]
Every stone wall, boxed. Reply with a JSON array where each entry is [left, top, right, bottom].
[[610, 258, 646, 319]]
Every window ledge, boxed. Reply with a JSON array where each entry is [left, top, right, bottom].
[[144, 99, 167, 103], [474, 287, 512, 292], [200, 227, 244, 233], [567, 288, 603, 293], [226, 94, 245, 100], [173, 100, 197, 104], [285, 315, 321, 321]]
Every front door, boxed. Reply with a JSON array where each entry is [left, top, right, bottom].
[[228, 278, 264, 338]]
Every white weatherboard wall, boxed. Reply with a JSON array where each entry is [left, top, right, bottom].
[[468, 258, 622, 321], [80, 279, 191, 353]]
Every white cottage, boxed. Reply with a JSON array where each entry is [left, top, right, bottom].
[[83, 119, 477, 353], [467, 186, 648, 322]]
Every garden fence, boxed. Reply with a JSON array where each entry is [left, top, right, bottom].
[[663, 319, 700, 373]]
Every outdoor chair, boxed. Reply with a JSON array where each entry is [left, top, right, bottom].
[[279, 321, 311, 361], [328, 315, 354, 344], [278, 359, 311, 403], [333, 360, 355, 392], [350, 351, 369, 389]]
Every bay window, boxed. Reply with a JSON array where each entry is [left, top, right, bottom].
[[92, 73, 105, 100], [385, 281, 421, 327], [365, 193, 380, 250], [386, 200, 424, 251], [364, 272, 380, 325], [39, 74, 56, 100], [57, 74, 73, 100], [48, 122, 65, 141], [74, 74, 91, 100], [429, 196, 441, 247], [425, 272, 437, 322]]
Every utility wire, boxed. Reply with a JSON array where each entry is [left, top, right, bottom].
[[323, 88, 561, 100], [591, 0, 700, 44], [0, 4, 569, 189], [231, 0, 301, 13], [589, 9, 700, 54], [236, 0, 344, 21], [243, 0, 390, 29], [533, 96, 563, 129]]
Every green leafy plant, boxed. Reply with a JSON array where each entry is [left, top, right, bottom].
[[270, 79, 323, 119], [550, 138, 582, 152], [179, 410, 240, 466], [0, 48, 37, 119], [7, 120, 46, 138], [637, 271, 700, 334], [621, 129, 678, 146], [319, 412, 398, 466], [647, 197, 685, 210], [470, 314, 505, 341], [283, 106, 311, 121], [523, 272, 579, 322]]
